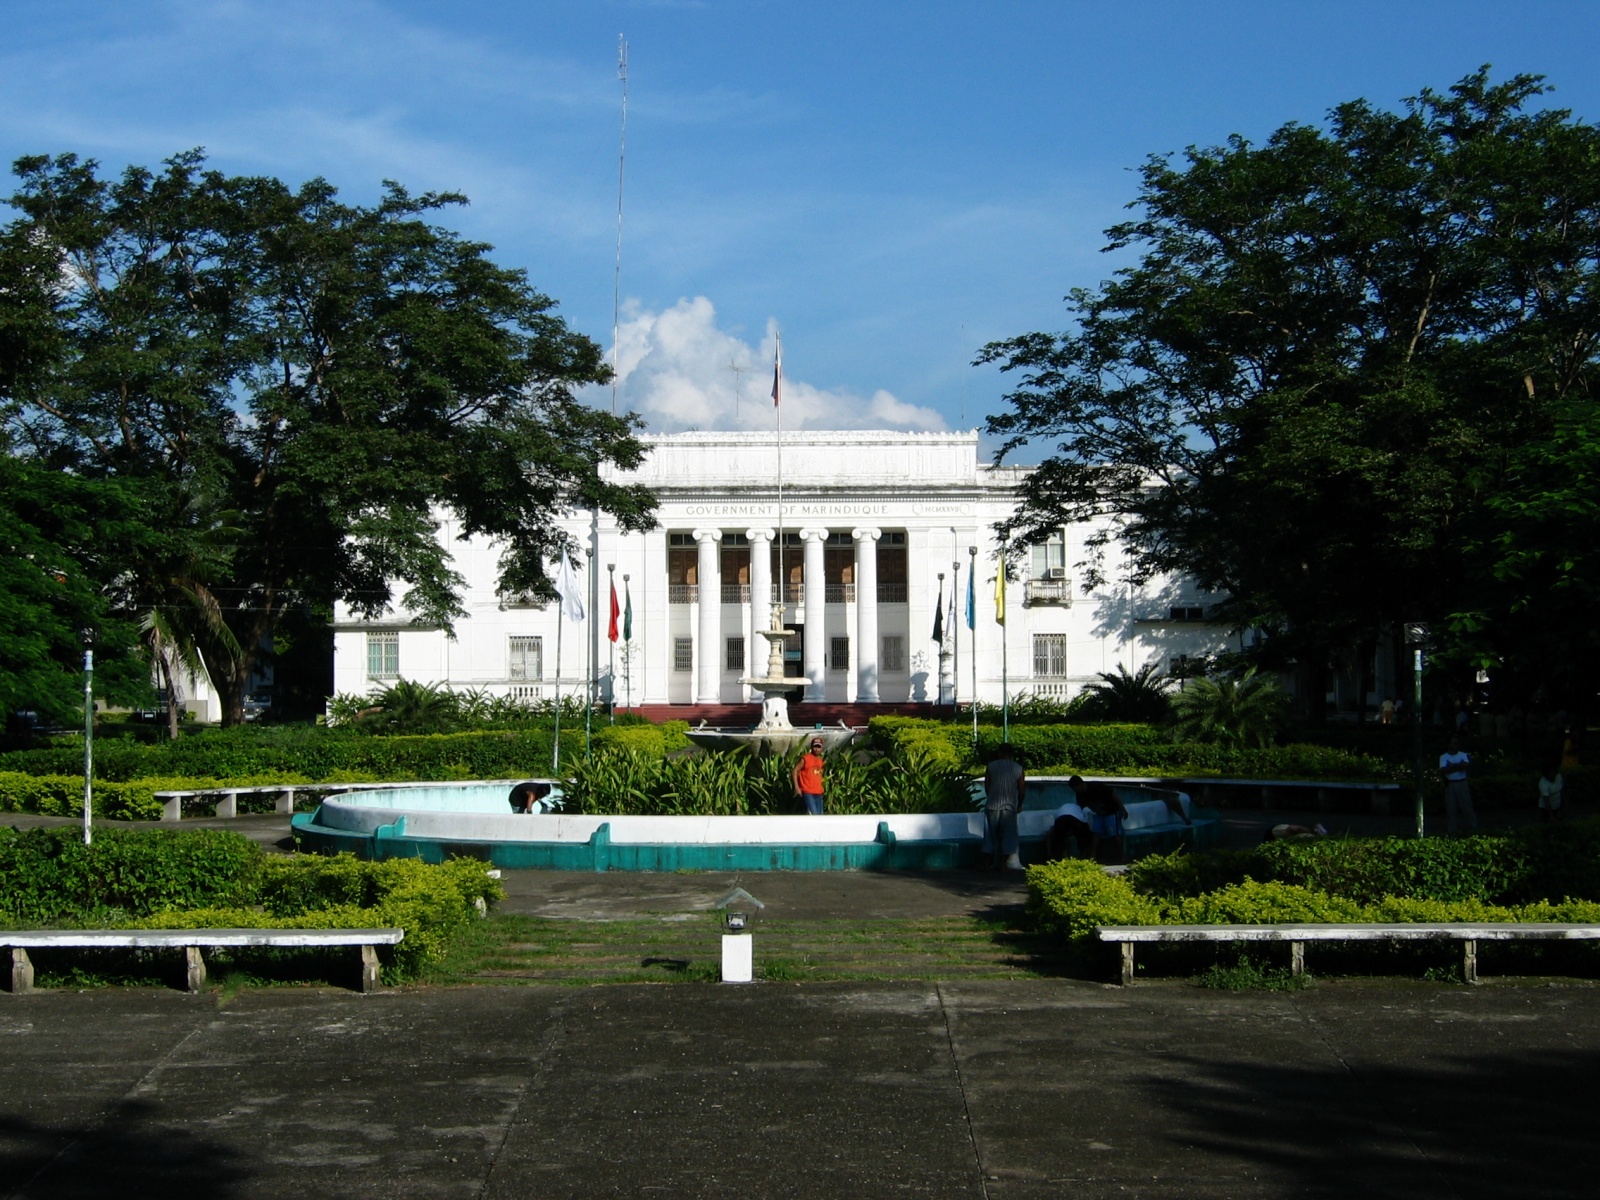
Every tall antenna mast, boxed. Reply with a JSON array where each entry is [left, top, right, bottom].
[[610, 34, 629, 416], [728, 358, 745, 426]]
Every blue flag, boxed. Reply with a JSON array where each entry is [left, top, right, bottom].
[[965, 564, 975, 630]]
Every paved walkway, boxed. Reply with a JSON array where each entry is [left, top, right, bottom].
[[2, 978, 1595, 1198]]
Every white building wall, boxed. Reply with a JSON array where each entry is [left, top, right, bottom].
[[329, 431, 1231, 709]]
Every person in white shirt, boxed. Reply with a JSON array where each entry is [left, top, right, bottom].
[[1538, 760, 1565, 823], [1438, 734, 1478, 834]]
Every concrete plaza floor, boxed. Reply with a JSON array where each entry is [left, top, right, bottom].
[[3, 805, 1588, 1196], [2, 975, 1596, 1198]]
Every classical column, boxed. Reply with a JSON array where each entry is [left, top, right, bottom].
[[746, 527, 774, 695], [800, 527, 828, 701], [852, 527, 881, 703], [693, 528, 722, 703]]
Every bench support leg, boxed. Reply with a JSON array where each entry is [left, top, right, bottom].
[[1290, 941, 1305, 977], [1462, 939, 1478, 985], [359, 944, 381, 993], [1119, 941, 1134, 986], [185, 946, 206, 993], [9, 948, 32, 995]]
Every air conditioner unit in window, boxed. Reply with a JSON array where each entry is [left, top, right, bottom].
[[1043, 568, 1067, 581]]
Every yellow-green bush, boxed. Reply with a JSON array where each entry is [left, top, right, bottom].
[[1026, 859, 1162, 939], [0, 771, 318, 821]]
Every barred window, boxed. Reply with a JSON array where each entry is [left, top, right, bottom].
[[366, 632, 399, 679], [881, 635, 905, 673], [674, 637, 694, 673], [726, 637, 745, 672], [1032, 634, 1068, 679], [830, 637, 850, 671], [508, 636, 542, 681]]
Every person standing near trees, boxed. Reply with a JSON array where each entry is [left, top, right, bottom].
[[1438, 734, 1479, 834], [1538, 759, 1565, 823], [983, 743, 1027, 871], [793, 737, 827, 815]]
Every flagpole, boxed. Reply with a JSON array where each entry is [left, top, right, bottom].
[[553, 610, 563, 774], [607, 563, 616, 724], [623, 573, 632, 715], [951, 557, 960, 718], [585, 547, 595, 756], [774, 331, 784, 624], [968, 545, 978, 746], [998, 547, 1009, 741]]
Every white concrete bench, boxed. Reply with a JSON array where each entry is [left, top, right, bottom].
[[1096, 922, 1600, 985], [2, 928, 404, 994], [156, 786, 302, 821]]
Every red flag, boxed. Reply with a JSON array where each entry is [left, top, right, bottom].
[[607, 579, 620, 643], [771, 339, 782, 407]]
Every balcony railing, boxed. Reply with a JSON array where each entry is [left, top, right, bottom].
[[721, 583, 750, 604], [668, 583, 698, 604], [1024, 578, 1073, 606], [876, 583, 908, 603], [825, 583, 856, 603]]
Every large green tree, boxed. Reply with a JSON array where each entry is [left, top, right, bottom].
[[981, 70, 1600, 710], [0, 453, 154, 724], [0, 151, 656, 724]]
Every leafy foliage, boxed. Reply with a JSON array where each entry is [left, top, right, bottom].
[[1073, 663, 1173, 723], [981, 69, 1600, 705], [0, 150, 657, 723], [1170, 670, 1289, 749], [0, 828, 501, 981]]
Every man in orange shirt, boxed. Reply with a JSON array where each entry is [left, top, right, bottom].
[[793, 737, 826, 815]]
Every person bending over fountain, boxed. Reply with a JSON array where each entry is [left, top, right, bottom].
[[793, 737, 827, 815], [983, 743, 1027, 871]]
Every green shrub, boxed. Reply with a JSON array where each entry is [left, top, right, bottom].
[[1025, 859, 1162, 940], [0, 828, 502, 982], [0, 826, 264, 922], [0, 726, 576, 784], [1171, 879, 1366, 924]]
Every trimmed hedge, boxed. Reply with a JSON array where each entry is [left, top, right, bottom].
[[0, 826, 264, 921], [868, 717, 1397, 781], [0, 771, 330, 821], [1031, 819, 1600, 949], [0, 726, 576, 783], [1029, 856, 1600, 946], [0, 827, 502, 981]]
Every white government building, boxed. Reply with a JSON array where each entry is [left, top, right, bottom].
[[330, 431, 1231, 710]]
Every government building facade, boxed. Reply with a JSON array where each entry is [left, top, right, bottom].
[[330, 431, 1230, 711]]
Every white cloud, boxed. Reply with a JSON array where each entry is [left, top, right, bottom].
[[603, 297, 947, 434]]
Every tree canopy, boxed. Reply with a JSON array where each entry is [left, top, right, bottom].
[[981, 70, 1600, 708], [0, 151, 656, 724]]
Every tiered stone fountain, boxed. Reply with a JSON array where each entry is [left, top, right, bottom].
[[684, 608, 856, 756]]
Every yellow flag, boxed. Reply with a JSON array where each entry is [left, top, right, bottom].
[[994, 551, 1006, 625]]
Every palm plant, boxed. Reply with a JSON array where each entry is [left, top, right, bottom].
[[1076, 663, 1174, 723], [363, 679, 462, 735], [1171, 668, 1288, 749]]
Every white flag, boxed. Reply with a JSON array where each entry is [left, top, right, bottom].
[[555, 555, 586, 622]]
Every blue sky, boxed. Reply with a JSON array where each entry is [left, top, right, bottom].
[[5, 1, 1600, 446]]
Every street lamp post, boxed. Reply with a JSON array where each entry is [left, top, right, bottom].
[[1405, 623, 1429, 839], [81, 628, 93, 846]]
